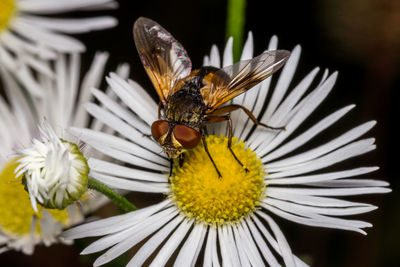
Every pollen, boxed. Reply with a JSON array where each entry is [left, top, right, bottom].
[[0, 0, 16, 33], [0, 160, 69, 237], [170, 135, 266, 225]]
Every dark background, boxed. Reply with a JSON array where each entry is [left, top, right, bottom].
[[1, 0, 399, 266]]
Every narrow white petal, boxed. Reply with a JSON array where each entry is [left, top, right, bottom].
[[18, 0, 116, 14], [269, 67, 320, 124], [261, 45, 301, 123], [240, 32, 254, 60], [244, 218, 280, 267], [69, 127, 168, 165], [267, 186, 391, 197], [174, 224, 207, 267], [209, 45, 221, 68], [107, 74, 157, 126], [11, 20, 85, 52], [266, 167, 379, 184], [127, 216, 185, 267], [93, 210, 180, 266], [254, 72, 338, 155], [82, 207, 177, 255], [261, 203, 369, 234], [256, 213, 296, 267], [150, 219, 194, 266], [307, 179, 389, 188], [74, 52, 109, 127], [62, 200, 172, 239], [263, 105, 355, 162], [219, 226, 241, 267], [264, 198, 377, 216], [251, 216, 308, 267], [204, 227, 221, 267], [91, 88, 150, 134], [267, 139, 376, 177], [266, 121, 376, 169], [266, 189, 378, 208], [83, 104, 162, 154], [91, 171, 169, 193], [89, 158, 167, 182], [20, 15, 117, 33], [222, 37, 233, 67], [248, 35, 278, 121]]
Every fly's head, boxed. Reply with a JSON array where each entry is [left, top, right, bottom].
[[151, 120, 201, 158]]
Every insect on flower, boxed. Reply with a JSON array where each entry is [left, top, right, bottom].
[[134, 17, 290, 177]]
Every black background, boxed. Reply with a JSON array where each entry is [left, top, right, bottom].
[[1, 0, 399, 266]]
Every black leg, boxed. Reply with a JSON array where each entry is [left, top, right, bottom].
[[201, 134, 222, 178], [226, 116, 249, 172], [179, 153, 185, 167], [169, 158, 173, 178]]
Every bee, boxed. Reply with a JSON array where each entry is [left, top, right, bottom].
[[133, 17, 290, 177]]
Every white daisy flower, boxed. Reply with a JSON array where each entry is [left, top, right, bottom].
[[0, 51, 129, 254], [0, 0, 117, 97], [62, 34, 390, 266]]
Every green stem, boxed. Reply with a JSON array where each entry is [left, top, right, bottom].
[[88, 178, 137, 212], [226, 0, 247, 62]]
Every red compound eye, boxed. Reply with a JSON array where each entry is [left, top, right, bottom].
[[151, 120, 169, 141], [173, 124, 201, 149]]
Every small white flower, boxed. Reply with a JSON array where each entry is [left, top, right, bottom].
[[63, 34, 390, 266], [0, 51, 129, 254], [15, 121, 89, 211], [0, 0, 117, 97]]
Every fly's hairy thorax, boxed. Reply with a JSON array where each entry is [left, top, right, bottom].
[[163, 66, 221, 130], [164, 77, 205, 130]]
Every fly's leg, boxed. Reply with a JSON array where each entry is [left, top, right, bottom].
[[201, 132, 222, 178], [210, 104, 286, 131], [179, 153, 185, 168], [206, 116, 248, 172], [226, 115, 248, 172], [169, 158, 173, 178]]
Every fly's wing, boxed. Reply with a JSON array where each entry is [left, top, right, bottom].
[[133, 17, 192, 103], [202, 50, 290, 112]]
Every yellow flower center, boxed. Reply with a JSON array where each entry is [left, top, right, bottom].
[[0, 0, 15, 33], [170, 135, 266, 225], [0, 160, 69, 237]]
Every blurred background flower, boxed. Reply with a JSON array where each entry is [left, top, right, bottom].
[[0, 0, 117, 96], [0, 51, 127, 256], [0, 0, 399, 266]]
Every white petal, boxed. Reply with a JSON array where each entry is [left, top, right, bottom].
[[266, 121, 376, 169], [89, 158, 167, 182], [20, 15, 117, 33], [93, 210, 180, 266], [209, 45, 221, 68], [244, 218, 280, 267], [263, 105, 355, 162], [267, 138, 376, 177], [204, 227, 221, 267], [256, 213, 296, 267], [62, 200, 172, 239], [127, 216, 185, 267], [261, 45, 301, 123], [150, 219, 194, 266], [82, 207, 177, 255], [253, 72, 338, 155], [18, 0, 116, 14], [174, 224, 207, 267], [90, 171, 169, 193], [266, 167, 379, 184]]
